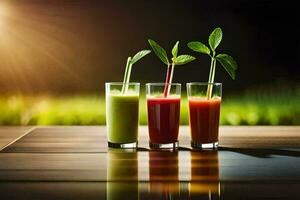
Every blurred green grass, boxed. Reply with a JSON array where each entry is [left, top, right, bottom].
[[0, 87, 299, 125]]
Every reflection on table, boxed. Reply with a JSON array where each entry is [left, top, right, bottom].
[[106, 148, 221, 200], [189, 150, 220, 199], [107, 149, 139, 200], [149, 150, 179, 199]]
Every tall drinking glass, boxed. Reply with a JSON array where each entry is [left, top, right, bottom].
[[146, 83, 181, 149], [187, 83, 222, 149], [105, 82, 140, 148]]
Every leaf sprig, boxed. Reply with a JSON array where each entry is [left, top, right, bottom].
[[148, 39, 195, 67], [188, 27, 238, 99], [188, 27, 238, 81], [121, 50, 151, 94], [148, 39, 195, 97]]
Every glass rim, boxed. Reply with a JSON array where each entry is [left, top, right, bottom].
[[146, 83, 181, 86], [105, 82, 140, 86], [186, 82, 222, 86]]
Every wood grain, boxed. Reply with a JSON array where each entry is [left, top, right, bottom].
[[0, 149, 299, 182], [0, 126, 299, 199], [2, 126, 300, 153], [0, 127, 34, 150]]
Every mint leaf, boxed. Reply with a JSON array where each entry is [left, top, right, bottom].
[[131, 50, 151, 64], [175, 55, 196, 65], [188, 41, 210, 55], [216, 54, 238, 79], [148, 39, 169, 65], [216, 54, 238, 70], [172, 41, 179, 58], [209, 27, 223, 51]]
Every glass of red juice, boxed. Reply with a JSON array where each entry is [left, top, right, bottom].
[[187, 83, 222, 149], [146, 83, 181, 149]]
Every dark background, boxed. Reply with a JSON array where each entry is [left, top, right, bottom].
[[0, 0, 299, 94]]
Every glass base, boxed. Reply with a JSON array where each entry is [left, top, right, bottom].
[[191, 141, 218, 149], [149, 141, 178, 149], [108, 141, 137, 149]]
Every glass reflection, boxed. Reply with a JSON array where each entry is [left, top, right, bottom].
[[149, 150, 179, 199], [107, 149, 138, 200], [189, 150, 220, 200]]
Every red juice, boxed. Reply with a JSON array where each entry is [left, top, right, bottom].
[[147, 97, 180, 144], [188, 97, 221, 144]]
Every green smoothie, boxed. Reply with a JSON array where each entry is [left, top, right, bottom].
[[106, 92, 139, 144]]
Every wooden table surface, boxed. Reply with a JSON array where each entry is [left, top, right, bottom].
[[0, 126, 299, 200]]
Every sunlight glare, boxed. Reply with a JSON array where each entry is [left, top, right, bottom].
[[0, 2, 9, 34], [0, 1, 85, 92]]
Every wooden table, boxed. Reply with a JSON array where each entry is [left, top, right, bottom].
[[0, 126, 299, 199]]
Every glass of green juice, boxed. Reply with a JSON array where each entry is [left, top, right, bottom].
[[105, 82, 140, 148]]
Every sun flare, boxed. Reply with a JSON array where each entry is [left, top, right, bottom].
[[0, 1, 85, 92]]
